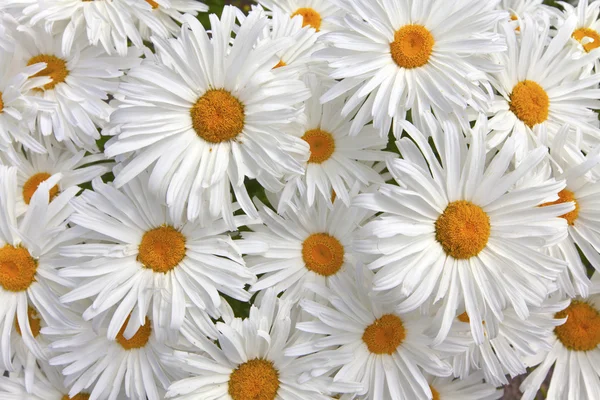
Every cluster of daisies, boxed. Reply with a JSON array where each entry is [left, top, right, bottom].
[[2, 0, 600, 399]]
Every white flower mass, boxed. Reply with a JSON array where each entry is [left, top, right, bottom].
[[2, 0, 600, 399]]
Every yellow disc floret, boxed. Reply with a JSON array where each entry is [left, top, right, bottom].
[[301, 129, 335, 164], [228, 358, 280, 400], [302, 233, 344, 276], [191, 89, 245, 143], [435, 201, 491, 259], [23, 172, 60, 205], [362, 314, 406, 355], [0, 245, 37, 292], [291, 8, 322, 31], [27, 54, 69, 91], [15, 306, 41, 337], [540, 189, 579, 226], [555, 300, 600, 351], [509, 80, 549, 128], [137, 226, 186, 273], [573, 27, 600, 53], [390, 25, 435, 69], [61, 394, 90, 400], [116, 315, 152, 350]]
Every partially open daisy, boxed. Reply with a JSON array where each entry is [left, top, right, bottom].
[[104, 7, 310, 226], [500, 0, 557, 27], [0, 166, 79, 375], [166, 289, 361, 399], [240, 188, 373, 300], [425, 371, 502, 400], [280, 75, 390, 209], [353, 118, 572, 344], [257, 0, 342, 33], [558, 0, 600, 56], [0, 142, 112, 216], [488, 16, 600, 160], [318, 0, 507, 137], [285, 268, 451, 400], [48, 312, 183, 400], [520, 280, 600, 400], [59, 170, 256, 342], [14, 26, 140, 153]]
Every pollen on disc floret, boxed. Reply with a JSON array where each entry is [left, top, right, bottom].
[[362, 314, 406, 355], [390, 25, 435, 69], [301, 129, 335, 164], [555, 300, 600, 351], [0, 245, 38, 292], [191, 89, 245, 144], [435, 201, 491, 259], [116, 315, 152, 350], [573, 27, 600, 53], [22, 172, 59, 205], [137, 225, 186, 273], [291, 8, 322, 31], [27, 54, 69, 91], [228, 358, 280, 400], [509, 80, 549, 128], [301, 233, 344, 276], [540, 189, 579, 226]]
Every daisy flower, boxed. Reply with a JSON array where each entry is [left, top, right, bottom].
[[0, 141, 112, 216], [442, 297, 568, 386], [520, 277, 600, 400], [166, 289, 361, 399], [500, 0, 557, 25], [48, 311, 184, 400], [559, 0, 600, 55], [58, 169, 257, 342], [317, 0, 507, 137], [425, 372, 502, 400], [257, 0, 343, 32], [353, 118, 571, 345], [240, 187, 373, 301], [104, 7, 310, 226], [15, 26, 140, 152], [0, 166, 79, 374], [285, 267, 452, 400], [487, 15, 600, 160]]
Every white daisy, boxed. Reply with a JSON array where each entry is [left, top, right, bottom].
[[353, 117, 571, 345], [257, 0, 343, 32], [166, 289, 361, 400], [279, 75, 391, 209], [0, 166, 79, 374], [285, 267, 452, 400], [0, 141, 113, 216], [520, 277, 600, 400], [104, 6, 310, 226], [240, 187, 373, 301], [426, 372, 502, 400], [58, 169, 257, 342], [487, 15, 600, 160], [500, 0, 557, 24], [47, 311, 183, 400], [558, 0, 600, 55], [14, 26, 140, 152], [317, 0, 507, 137]]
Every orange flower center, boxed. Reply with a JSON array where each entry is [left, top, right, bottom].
[[291, 8, 322, 31], [435, 201, 490, 259], [228, 358, 280, 400], [302, 129, 335, 164], [540, 189, 579, 226], [509, 80, 549, 128], [116, 315, 152, 350], [457, 312, 470, 323], [146, 0, 159, 9], [273, 60, 287, 69], [191, 89, 245, 143], [0, 245, 37, 292], [573, 27, 600, 53], [0, 92, 4, 113], [137, 226, 186, 273], [555, 301, 600, 351], [15, 306, 41, 337], [430, 385, 441, 400], [362, 314, 406, 355], [61, 394, 90, 400], [22, 172, 59, 205], [27, 54, 69, 91], [390, 25, 435, 69], [301, 233, 344, 276]]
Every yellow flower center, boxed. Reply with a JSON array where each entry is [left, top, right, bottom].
[[0, 92, 4, 113], [116, 315, 152, 350], [0, 245, 37, 292], [540, 189, 579, 226], [191, 89, 245, 143], [430, 386, 441, 400], [302, 129, 335, 164], [457, 311, 470, 323], [15, 306, 41, 338], [362, 314, 406, 355], [291, 8, 322, 31], [146, 0, 159, 9], [509, 80, 549, 128], [228, 358, 280, 400], [273, 60, 287, 69], [390, 25, 435, 69], [61, 394, 90, 400], [301, 233, 344, 276], [435, 201, 490, 259], [137, 226, 186, 273], [27, 54, 69, 91], [22, 172, 60, 205], [573, 27, 600, 53], [555, 300, 600, 351]]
